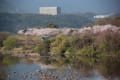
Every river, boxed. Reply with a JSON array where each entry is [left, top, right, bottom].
[[0, 54, 120, 80]]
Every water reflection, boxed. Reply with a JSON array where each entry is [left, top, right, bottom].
[[0, 71, 7, 80], [0, 54, 120, 80], [0, 55, 19, 80], [97, 56, 120, 80]]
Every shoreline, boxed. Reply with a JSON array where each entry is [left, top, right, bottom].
[[0, 50, 40, 57]]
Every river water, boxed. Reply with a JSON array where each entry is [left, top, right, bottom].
[[0, 55, 120, 80]]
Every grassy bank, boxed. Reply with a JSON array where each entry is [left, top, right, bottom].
[[0, 27, 120, 58]]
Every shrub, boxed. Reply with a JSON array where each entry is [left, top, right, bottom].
[[46, 23, 59, 28], [34, 40, 49, 56], [76, 46, 95, 56], [50, 34, 69, 55], [0, 32, 10, 47], [3, 36, 17, 50], [94, 31, 120, 54]]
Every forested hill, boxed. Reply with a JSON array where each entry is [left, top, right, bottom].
[[0, 13, 94, 32]]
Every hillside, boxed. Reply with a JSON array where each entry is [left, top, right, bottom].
[[0, 13, 94, 32]]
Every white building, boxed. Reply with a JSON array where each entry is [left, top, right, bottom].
[[94, 14, 111, 19], [39, 7, 61, 15]]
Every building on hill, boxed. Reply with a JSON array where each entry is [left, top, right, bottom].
[[93, 14, 113, 19], [39, 7, 61, 15]]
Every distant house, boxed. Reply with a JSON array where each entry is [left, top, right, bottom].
[[39, 7, 61, 15], [94, 14, 111, 19]]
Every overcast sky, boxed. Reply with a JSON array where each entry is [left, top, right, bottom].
[[0, 0, 120, 14]]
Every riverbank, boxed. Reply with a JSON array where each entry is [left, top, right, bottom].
[[0, 49, 40, 57]]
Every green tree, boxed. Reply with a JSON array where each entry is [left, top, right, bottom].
[[0, 32, 10, 47], [46, 23, 59, 28], [3, 36, 17, 50], [34, 40, 50, 56], [50, 34, 69, 56]]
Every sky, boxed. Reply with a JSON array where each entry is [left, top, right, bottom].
[[0, 0, 120, 14]]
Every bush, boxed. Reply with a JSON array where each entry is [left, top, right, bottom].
[[34, 40, 50, 56], [94, 31, 120, 54], [46, 23, 59, 28], [50, 34, 69, 55], [0, 32, 10, 47], [76, 46, 95, 56], [3, 36, 17, 50]]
